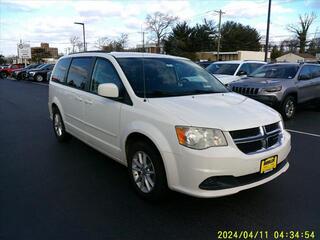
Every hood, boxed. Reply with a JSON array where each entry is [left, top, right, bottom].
[[149, 92, 281, 131], [214, 74, 241, 85], [231, 77, 285, 87]]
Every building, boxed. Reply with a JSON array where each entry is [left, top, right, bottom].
[[31, 43, 58, 60], [136, 43, 164, 54], [196, 50, 270, 61], [276, 53, 317, 63]]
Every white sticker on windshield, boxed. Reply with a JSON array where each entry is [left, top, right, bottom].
[[166, 64, 174, 67]]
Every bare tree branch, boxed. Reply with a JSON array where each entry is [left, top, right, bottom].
[[287, 12, 317, 53], [145, 12, 178, 52]]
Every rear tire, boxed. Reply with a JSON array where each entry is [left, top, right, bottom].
[[127, 141, 168, 201], [281, 96, 296, 120], [52, 108, 70, 142]]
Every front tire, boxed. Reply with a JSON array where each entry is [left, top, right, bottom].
[[52, 108, 70, 142], [281, 96, 296, 120], [127, 141, 168, 200], [35, 74, 44, 82], [1, 72, 8, 78]]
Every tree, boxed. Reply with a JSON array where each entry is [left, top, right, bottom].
[[70, 36, 81, 53], [76, 41, 84, 52], [164, 21, 195, 59], [145, 12, 178, 52], [118, 33, 128, 49], [220, 21, 261, 52], [307, 37, 320, 56], [97, 33, 129, 52], [0, 54, 6, 64], [280, 39, 299, 53], [95, 37, 110, 50], [164, 20, 217, 60], [270, 45, 283, 61], [287, 12, 317, 53]]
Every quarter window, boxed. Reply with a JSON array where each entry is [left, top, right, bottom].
[[66, 57, 93, 90], [51, 58, 71, 83], [90, 58, 122, 94]]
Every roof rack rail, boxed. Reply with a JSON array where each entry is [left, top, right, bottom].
[[68, 50, 111, 55]]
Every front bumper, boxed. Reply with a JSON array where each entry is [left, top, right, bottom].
[[164, 130, 291, 198], [249, 94, 281, 107]]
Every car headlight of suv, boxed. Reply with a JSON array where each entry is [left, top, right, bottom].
[[263, 85, 282, 92], [175, 126, 227, 149]]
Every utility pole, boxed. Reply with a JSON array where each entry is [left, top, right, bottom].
[[264, 0, 271, 62], [214, 10, 225, 61], [138, 30, 146, 52], [142, 31, 145, 52]]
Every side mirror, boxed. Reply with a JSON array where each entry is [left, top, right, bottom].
[[237, 70, 247, 76], [98, 83, 119, 98]]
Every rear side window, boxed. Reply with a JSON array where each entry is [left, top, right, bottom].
[[299, 66, 312, 80], [310, 65, 320, 78], [90, 58, 122, 94], [51, 59, 71, 83], [66, 57, 93, 90]]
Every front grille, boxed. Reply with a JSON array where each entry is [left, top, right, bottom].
[[232, 86, 259, 95], [230, 122, 282, 154]]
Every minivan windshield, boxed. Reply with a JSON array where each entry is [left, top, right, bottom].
[[206, 63, 239, 75], [117, 57, 228, 98], [249, 64, 299, 79]]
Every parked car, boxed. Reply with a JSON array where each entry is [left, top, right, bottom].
[[196, 61, 215, 68], [12, 64, 42, 80], [229, 63, 320, 119], [0, 63, 25, 78], [0, 64, 9, 70], [26, 63, 55, 82], [206, 61, 266, 85], [49, 52, 291, 200]]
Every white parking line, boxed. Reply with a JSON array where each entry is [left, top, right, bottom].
[[287, 129, 320, 138], [31, 82, 48, 86]]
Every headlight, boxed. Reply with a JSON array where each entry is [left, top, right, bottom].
[[263, 85, 282, 92], [175, 126, 227, 149]]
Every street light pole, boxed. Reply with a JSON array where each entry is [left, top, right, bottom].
[[74, 22, 86, 52], [264, 0, 271, 62]]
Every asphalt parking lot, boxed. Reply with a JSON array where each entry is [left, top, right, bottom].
[[0, 78, 319, 240]]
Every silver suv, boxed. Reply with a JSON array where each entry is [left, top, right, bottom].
[[229, 63, 320, 119]]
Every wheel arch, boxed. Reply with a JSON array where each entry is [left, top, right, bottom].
[[122, 124, 179, 188], [283, 90, 298, 103]]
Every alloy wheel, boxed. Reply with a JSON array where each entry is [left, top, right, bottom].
[[285, 99, 295, 118], [131, 151, 156, 193], [54, 114, 63, 137]]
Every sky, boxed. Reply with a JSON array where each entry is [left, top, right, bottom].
[[0, 0, 319, 56]]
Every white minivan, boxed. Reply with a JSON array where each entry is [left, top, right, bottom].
[[48, 52, 291, 200]]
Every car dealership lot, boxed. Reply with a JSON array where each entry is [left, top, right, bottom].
[[0, 79, 319, 240]]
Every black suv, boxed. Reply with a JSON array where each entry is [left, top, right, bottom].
[[230, 63, 320, 119]]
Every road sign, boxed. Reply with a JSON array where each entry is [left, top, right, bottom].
[[18, 43, 31, 59]]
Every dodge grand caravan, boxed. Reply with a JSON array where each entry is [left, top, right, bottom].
[[48, 52, 291, 199]]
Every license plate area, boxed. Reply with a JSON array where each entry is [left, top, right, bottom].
[[260, 155, 278, 173]]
